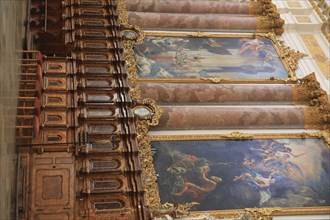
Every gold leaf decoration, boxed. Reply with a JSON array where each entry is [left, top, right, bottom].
[[200, 77, 225, 83], [224, 132, 254, 140], [117, 0, 163, 210], [235, 207, 283, 220], [187, 31, 207, 38], [151, 202, 199, 219]]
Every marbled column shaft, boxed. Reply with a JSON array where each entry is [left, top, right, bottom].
[[128, 12, 256, 30], [126, 0, 249, 14], [154, 106, 305, 130], [140, 82, 294, 105]]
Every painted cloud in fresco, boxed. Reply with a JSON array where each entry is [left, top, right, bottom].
[[134, 36, 288, 79], [153, 139, 330, 211]]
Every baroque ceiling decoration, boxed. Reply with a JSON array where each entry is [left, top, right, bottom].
[[117, 0, 330, 219]]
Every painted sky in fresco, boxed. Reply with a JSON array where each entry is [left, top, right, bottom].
[[134, 36, 288, 79], [153, 139, 330, 211]]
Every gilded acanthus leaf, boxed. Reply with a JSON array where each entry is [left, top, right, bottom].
[[256, 33, 307, 77], [224, 132, 253, 139]]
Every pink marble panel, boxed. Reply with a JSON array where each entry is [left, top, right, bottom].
[[126, 0, 249, 14], [154, 106, 305, 130], [140, 82, 293, 105], [128, 12, 256, 30]]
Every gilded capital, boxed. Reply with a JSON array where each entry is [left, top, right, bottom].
[[304, 104, 330, 129], [249, 0, 274, 16], [293, 73, 328, 106], [256, 10, 285, 35]]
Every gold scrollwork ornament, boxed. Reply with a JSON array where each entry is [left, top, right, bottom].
[[234, 207, 283, 220], [150, 202, 199, 219]]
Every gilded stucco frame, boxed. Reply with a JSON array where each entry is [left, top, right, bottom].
[[148, 131, 330, 218]]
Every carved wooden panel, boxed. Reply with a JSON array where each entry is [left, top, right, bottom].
[[78, 64, 120, 75], [81, 142, 122, 153], [42, 129, 74, 144], [76, 39, 113, 49], [81, 155, 125, 173], [74, 7, 115, 17], [43, 76, 74, 91], [79, 105, 117, 119], [76, 28, 118, 39], [78, 123, 119, 138], [76, 51, 122, 62], [64, 0, 115, 6], [30, 153, 74, 219], [42, 110, 72, 127], [73, 17, 116, 28], [80, 174, 128, 194], [43, 61, 68, 74], [78, 91, 115, 103], [43, 93, 75, 108], [81, 194, 135, 218], [78, 77, 115, 89]]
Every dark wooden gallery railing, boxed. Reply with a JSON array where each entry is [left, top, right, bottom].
[[17, 0, 148, 219]]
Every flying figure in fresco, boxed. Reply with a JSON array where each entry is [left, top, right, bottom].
[[233, 171, 280, 205], [238, 38, 275, 66], [166, 150, 223, 200], [233, 171, 278, 189], [170, 165, 222, 198], [232, 139, 310, 206], [263, 152, 305, 177]]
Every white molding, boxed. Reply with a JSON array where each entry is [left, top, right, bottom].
[[274, 215, 330, 220]]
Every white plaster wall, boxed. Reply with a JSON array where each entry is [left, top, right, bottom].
[[274, 215, 330, 220], [274, 0, 330, 94]]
